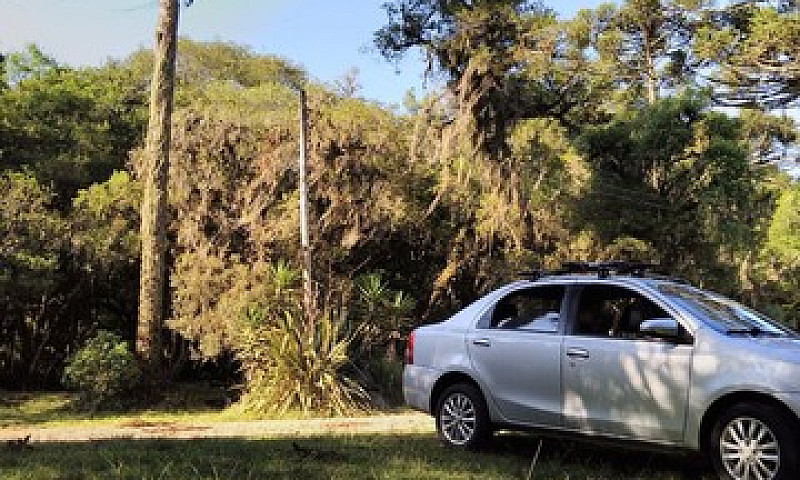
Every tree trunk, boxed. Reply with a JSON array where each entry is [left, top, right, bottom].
[[642, 23, 657, 105], [137, 0, 180, 380]]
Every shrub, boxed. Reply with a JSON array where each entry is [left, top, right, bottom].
[[353, 272, 415, 354], [62, 330, 141, 408], [236, 306, 368, 415]]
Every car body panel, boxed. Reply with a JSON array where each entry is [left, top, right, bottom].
[[683, 333, 800, 448], [467, 329, 563, 426], [562, 336, 692, 443]]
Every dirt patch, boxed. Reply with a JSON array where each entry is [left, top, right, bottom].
[[118, 419, 211, 434], [0, 413, 434, 442]]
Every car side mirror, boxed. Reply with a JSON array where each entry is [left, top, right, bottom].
[[639, 318, 680, 340]]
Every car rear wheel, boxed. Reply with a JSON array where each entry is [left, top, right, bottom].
[[709, 403, 799, 480], [435, 383, 491, 449]]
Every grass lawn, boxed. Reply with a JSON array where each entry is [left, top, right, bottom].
[[0, 433, 713, 480], [0, 388, 238, 428], [0, 387, 414, 429], [2, 389, 714, 479]]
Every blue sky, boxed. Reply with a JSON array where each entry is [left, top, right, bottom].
[[1, 0, 608, 107]]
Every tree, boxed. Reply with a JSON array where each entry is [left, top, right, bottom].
[[756, 181, 800, 325], [568, 0, 706, 107], [0, 48, 148, 388], [738, 108, 797, 165], [694, 1, 800, 108], [0, 172, 66, 388], [0, 65, 148, 206], [575, 92, 758, 282], [0, 53, 6, 90], [375, 0, 575, 159], [137, 0, 184, 379], [1, 44, 57, 86]]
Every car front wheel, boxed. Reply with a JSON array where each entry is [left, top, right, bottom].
[[435, 383, 491, 449], [710, 403, 799, 480]]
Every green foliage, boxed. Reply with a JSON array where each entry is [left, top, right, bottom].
[[237, 308, 368, 415], [575, 92, 757, 284], [2, 27, 799, 408], [0, 58, 147, 204], [1, 44, 58, 86], [575, 0, 705, 105], [694, 3, 800, 107], [163, 82, 428, 356], [767, 184, 800, 265], [71, 171, 142, 269], [175, 39, 306, 89], [0, 172, 73, 388], [0, 171, 64, 284], [353, 272, 415, 353], [760, 183, 800, 325], [62, 331, 141, 408], [738, 109, 798, 166], [376, 0, 582, 157], [123, 38, 307, 108], [0, 48, 148, 387]]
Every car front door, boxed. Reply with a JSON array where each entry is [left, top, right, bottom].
[[466, 285, 565, 427], [561, 284, 693, 443]]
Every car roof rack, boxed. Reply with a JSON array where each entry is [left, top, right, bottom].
[[561, 261, 658, 278], [520, 261, 662, 280]]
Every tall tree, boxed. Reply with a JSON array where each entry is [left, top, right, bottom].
[[569, 0, 706, 107], [137, 0, 183, 378], [694, 1, 800, 108], [375, 0, 571, 159]]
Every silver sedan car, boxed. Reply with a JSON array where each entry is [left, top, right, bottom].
[[403, 264, 800, 480]]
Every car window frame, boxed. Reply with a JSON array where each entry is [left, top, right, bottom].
[[564, 281, 695, 345], [476, 283, 569, 334]]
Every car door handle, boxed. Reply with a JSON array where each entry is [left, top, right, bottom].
[[472, 338, 491, 347], [566, 347, 589, 359]]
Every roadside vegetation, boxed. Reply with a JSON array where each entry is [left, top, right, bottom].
[[1, 0, 799, 437]]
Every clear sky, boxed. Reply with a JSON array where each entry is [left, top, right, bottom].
[[1, 0, 608, 107]]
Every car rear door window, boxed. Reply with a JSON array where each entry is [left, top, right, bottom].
[[491, 286, 565, 332]]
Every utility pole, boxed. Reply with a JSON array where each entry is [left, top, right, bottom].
[[298, 89, 313, 321]]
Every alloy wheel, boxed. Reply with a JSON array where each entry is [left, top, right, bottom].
[[720, 416, 780, 480], [439, 392, 477, 446]]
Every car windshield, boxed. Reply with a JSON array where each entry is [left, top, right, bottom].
[[657, 283, 795, 337]]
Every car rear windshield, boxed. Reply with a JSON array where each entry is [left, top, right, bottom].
[[657, 283, 795, 337]]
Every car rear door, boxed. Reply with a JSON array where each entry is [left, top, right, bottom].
[[561, 283, 693, 443], [466, 285, 565, 427]]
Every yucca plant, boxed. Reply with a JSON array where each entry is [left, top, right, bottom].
[[237, 306, 368, 415], [353, 271, 415, 354]]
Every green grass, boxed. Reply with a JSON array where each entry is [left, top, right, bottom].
[[0, 387, 415, 428], [0, 434, 713, 480], [0, 387, 240, 428], [1, 390, 714, 479]]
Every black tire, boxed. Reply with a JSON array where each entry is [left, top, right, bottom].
[[708, 402, 799, 480], [435, 383, 491, 449]]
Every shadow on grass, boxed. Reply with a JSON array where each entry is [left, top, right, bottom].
[[0, 391, 78, 426], [0, 384, 233, 427], [0, 433, 713, 480]]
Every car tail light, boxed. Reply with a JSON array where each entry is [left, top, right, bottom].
[[404, 330, 415, 365]]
